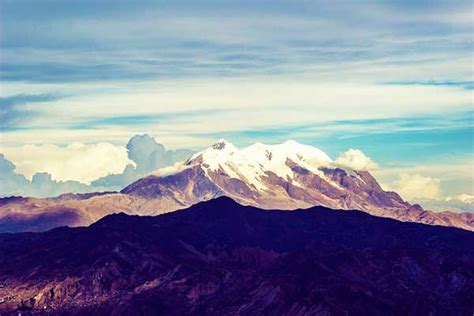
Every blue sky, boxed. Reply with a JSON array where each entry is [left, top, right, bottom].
[[0, 0, 472, 203]]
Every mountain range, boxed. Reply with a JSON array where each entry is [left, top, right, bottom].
[[0, 197, 473, 315], [0, 139, 472, 233]]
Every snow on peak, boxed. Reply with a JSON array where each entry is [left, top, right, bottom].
[[187, 139, 238, 171], [241, 141, 332, 185], [282, 139, 299, 146], [154, 139, 377, 191], [186, 139, 335, 191]]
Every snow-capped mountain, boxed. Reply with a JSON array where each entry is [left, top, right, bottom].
[[186, 139, 333, 192], [122, 139, 470, 228], [1, 139, 472, 233]]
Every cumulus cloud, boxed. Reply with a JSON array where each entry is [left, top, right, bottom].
[[0, 154, 91, 197], [415, 194, 474, 213], [92, 134, 194, 189], [91, 164, 137, 189], [334, 149, 378, 171], [448, 194, 474, 204], [126, 134, 194, 174], [391, 173, 441, 201], [0, 154, 30, 196], [2, 142, 132, 184], [0, 134, 195, 197], [29, 172, 92, 197]]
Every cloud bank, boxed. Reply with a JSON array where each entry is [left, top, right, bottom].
[[415, 194, 474, 213], [390, 173, 441, 201], [3, 142, 131, 184], [0, 154, 91, 197], [0, 135, 195, 197]]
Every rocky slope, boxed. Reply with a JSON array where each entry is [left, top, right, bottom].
[[0, 197, 473, 315], [0, 139, 472, 232], [0, 193, 178, 233]]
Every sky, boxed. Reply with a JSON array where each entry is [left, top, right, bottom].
[[0, 0, 473, 210]]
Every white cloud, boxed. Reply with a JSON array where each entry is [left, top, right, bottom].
[[2, 143, 132, 184], [37, 81, 474, 123], [390, 173, 441, 201], [1, 79, 472, 149], [414, 194, 474, 213], [334, 149, 378, 171], [446, 194, 474, 204], [373, 155, 473, 198], [1, 0, 472, 151], [0, 134, 196, 197]]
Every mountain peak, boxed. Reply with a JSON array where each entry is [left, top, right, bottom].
[[180, 139, 337, 193], [282, 139, 300, 146], [211, 138, 233, 150]]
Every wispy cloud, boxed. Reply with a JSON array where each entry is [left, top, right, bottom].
[[191, 111, 473, 165], [69, 109, 233, 129], [374, 153, 473, 198], [382, 80, 474, 90], [1, 1, 472, 83], [0, 94, 60, 107], [0, 93, 64, 128]]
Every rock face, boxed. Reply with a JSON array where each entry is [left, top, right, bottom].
[[0, 197, 473, 315], [0, 139, 472, 232]]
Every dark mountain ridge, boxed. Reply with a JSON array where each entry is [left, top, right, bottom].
[[0, 197, 473, 315]]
